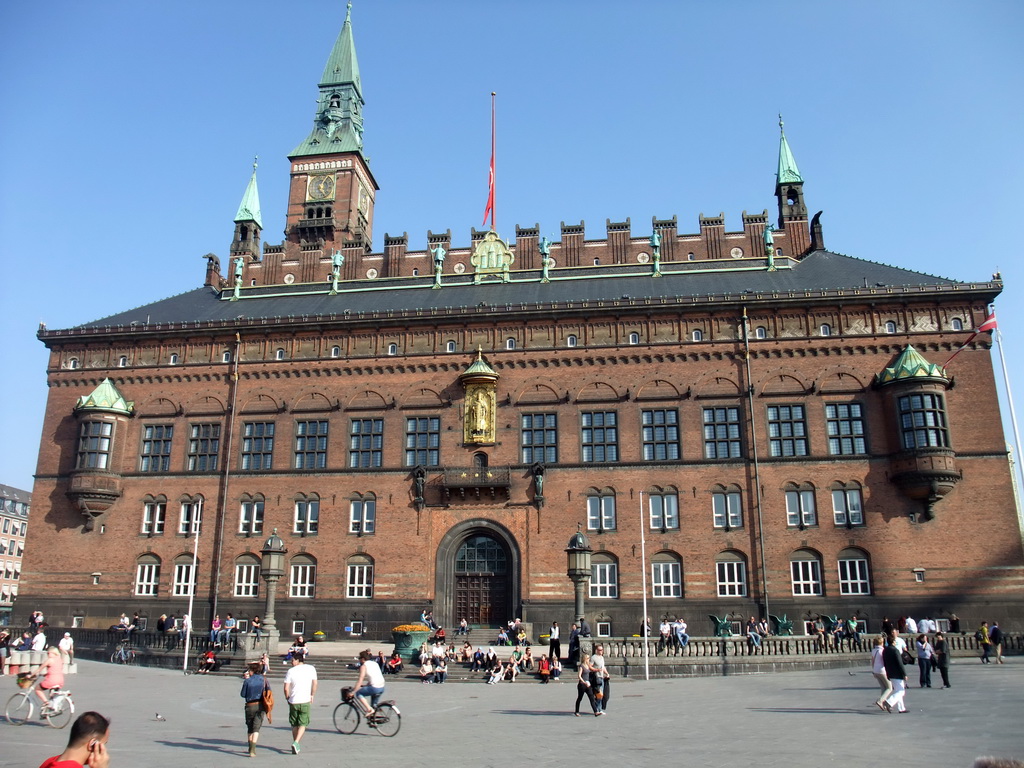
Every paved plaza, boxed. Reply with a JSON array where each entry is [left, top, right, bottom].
[[4, 657, 1022, 767]]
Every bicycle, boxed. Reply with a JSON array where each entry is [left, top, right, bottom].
[[6, 678, 76, 728], [110, 643, 136, 665], [333, 687, 401, 737]]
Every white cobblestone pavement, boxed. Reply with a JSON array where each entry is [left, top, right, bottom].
[[3, 656, 1021, 768]]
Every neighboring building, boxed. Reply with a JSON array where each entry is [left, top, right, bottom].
[[19, 8, 1024, 639], [0, 484, 30, 625]]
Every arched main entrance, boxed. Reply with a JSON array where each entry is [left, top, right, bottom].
[[435, 520, 519, 629]]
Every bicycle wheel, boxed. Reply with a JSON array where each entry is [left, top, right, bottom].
[[5, 692, 34, 725], [45, 697, 74, 729], [333, 702, 360, 734], [372, 703, 401, 737], [126, 649, 137, 665]]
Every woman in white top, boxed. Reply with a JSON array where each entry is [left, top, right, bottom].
[[590, 643, 610, 712], [871, 636, 891, 710]]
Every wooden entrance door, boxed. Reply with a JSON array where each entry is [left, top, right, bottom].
[[454, 535, 509, 626]]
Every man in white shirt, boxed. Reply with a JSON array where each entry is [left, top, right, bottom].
[[548, 622, 560, 660], [58, 632, 75, 663], [905, 616, 918, 634], [31, 627, 47, 651], [919, 617, 935, 634], [283, 655, 318, 754]]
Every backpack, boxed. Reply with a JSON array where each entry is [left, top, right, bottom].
[[974, 630, 983, 642]]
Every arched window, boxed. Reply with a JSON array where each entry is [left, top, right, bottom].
[[118, 356, 128, 368], [347, 554, 374, 598], [387, 343, 398, 356], [67, 357, 79, 370], [329, 93, 341, 108], [141, 495, 167, 535], [837, 547, 871, 595], [691, 329, 704, 342], [275, 348, 285, 361], [590, 552, 618, 598], [349, 493, 375, 535], [294, 493, 320, 535], [506, 337, 516, 350], [233, 554, 261, 598], [820, 324, 832, 337], [172, 554, 197, 597], [687, 252, 695, 260], [169, 353, 179, 365], [134, 554, 161, 596], [884, 321, 897, 334], [593, 258, 600, 266], [289, 554, 317, 598], [628, 332, 640, 345], [790, 548, 823, 596], [567, 334, 578, 348], [473, 452, 488, 468], [330, 346, 341, 358], [784, 483, 817, 528], [586, 488, 616, 532], [755, 326, 767, 339], [712, 485, 743, 529], [776, 248, 784, 257], [651, 551, 682, 598], [647, 488, 679, 530], [715, 550, 747, 597], [238, 494, 265, 535], [222, 350, 232, 363], [951, 318, 964, 331], [831, 482, 864, 527], [412, 268, 419, 276], [446, 341, 456, 353]]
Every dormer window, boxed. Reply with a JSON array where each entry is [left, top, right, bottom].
[[222, 351, 232, 363], [691, 329, 704, 342], [628, 333, 640, 345], [567, 335, 578, 348], [820, 324, 832, 337], [169, 353, 179, 365], [755, 327, 767, 339], [506, 338, 516, 350], [117, 356, 128, 368], [884, 321, 897, 334], [275, 349, 285, 361], [951, 318, 964, 331], [446, 341, 456, 353], [67, 357, 80, 370], [330, 346, 341, 358], [387, 343, 398, 356]]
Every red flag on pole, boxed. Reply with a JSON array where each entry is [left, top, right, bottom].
[[482, 92, 495, 229], [943, 309, 997, 367]]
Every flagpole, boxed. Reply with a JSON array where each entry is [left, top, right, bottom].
[[638, 491, 650, 681], [994, 328, 1024, 523], [490, 92, 496, 231]]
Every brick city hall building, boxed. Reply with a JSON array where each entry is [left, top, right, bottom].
[[21, 9, 1024, 639]]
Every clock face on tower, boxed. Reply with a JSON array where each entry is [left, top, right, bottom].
[[307, 174, 336, 201]]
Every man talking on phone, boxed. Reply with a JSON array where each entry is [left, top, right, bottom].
[[38, 711, 111, 768]]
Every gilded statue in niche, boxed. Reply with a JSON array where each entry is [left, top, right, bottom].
[[464, 383, 497, 444]]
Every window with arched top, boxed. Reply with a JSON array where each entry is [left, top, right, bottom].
[[290, 554, 317, 598], [67, 358, 79, 370], [837, 547, 871, 595], [222, 350, 232, 363], [134, 554, 161, 596], [169, 353, 179, 365], [790, 548, 823, 596], [330, 346, 341, 358], [234, 554, 261, 598], [951, 318, 964, 331], [445, 341, 456, 353], [275, 348, 285, 361], [387, 343, 398, 356], [651, 551, 683, 598], [628, 332, 640, 345], [172, 554, 198, 597], [784, 483, 817, 528], [586, 488, 616, 531], [691, 329, 704, 342], [820, 323, 832, 337], [567, 334, 578, 348], [831, 482, 864, 527], [755, 326, 767, 339], [238, 494, 265, 535], [506, 338, 516, 350], [884, 321, 897, 334], [473, 452, 488, 468], [590, 552, 618, 598], [712, 485, 743, 529], [687, 252, 695, 260], [715, 550, 748, 597], [412, 268, 418, 276], [347, 554, 374, 598], [647, 488, 679, 530], [349, 493, 376, 535], [329, 93, 341, 108], [118, 356, 128, 368]]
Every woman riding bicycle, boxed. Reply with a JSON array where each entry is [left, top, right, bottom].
[[353, 650, 385, 716], [31, 647, 65, 708]]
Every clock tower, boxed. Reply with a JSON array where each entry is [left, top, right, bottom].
[[285, 2, 378, 264]]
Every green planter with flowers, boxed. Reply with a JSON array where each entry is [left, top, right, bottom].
[[391, 624, 431, 662], [312, 630, 327, 642]]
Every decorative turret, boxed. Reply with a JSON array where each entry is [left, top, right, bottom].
[[459, 350, 499, 445], [67, 379, 134, 530], [231, 158, 263, 276], [775, 116, 810, 254], [876, 346, 960, 521]]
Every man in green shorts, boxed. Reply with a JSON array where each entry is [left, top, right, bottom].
[[283, 654, 318, 754]]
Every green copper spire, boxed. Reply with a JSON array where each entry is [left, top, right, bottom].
[[290, 2, 365, 158], [74, 378, 134, 415], [776, 115, 803, 185], [234, 157, 263, 228], [877, 346, 949, 385]]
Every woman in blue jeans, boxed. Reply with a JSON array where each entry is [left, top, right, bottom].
[[915, 634, 933, 687]]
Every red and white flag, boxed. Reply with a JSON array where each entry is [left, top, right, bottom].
[[943, 309, 998, 367], [482, 92, 495, 229]]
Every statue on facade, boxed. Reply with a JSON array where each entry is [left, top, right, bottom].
[[412, 465, 426, 505], [531, 462, 545, 505]]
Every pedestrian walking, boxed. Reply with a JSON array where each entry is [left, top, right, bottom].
[[989, 622, 1004, 663], [933, 631, 952, 688], [283, 654, 318, 754], [574, 653, 601, 716], [882, 633, 908, 713], [549, 621, 561, 660], [977, 621, 992, 663], [241, 661, 268, 758], [591, 643, 610, 712], [870, 637, 892, 711]]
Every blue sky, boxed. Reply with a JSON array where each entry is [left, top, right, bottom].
[[1, 1, 1022, 492]]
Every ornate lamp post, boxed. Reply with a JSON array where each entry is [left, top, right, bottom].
[[565, 524, 593, 664], [257, 528, 287, 657]]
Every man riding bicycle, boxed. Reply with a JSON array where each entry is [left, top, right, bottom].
[[352, 650, 385, 717]]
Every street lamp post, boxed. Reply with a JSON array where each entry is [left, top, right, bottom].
[[565, 524, 593, 666], [257, 528, 287, 659]]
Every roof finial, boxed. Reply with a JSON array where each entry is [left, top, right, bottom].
[[252, 155, 258, 171], [778, 113, 785, 133], [476, 345, 483, 360], [346, 1, 352, 21]]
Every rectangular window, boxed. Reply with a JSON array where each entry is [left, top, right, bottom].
[[838, 558, 871, 595], [898, 393, 949, 448], [581, 411, 618, 462], [241, 422, 275, 470], [179, 501, 203, 535], [76, 421, 113, 469], [349, 419, 384, 468], [347, 564, 374, 598], [349, 621, 364, 636], [0, 539, 6, 556], [785, 490, 817, 527], [826, 403, 866, 455], [596, 621, 612, 637], [590, 562, 618, 598], [172, 563, 196, 597], [405, 417, 440, 466], [586, 495, 616, 531], [767, 405, 808, 457], [188, 423, 221, 472], [648, 493, 679, 530], [703, 407, 742, 459], [234, 564, 260, 597], [291, 620, 305, 636], [641, 409, 680, 461], [290, 564, 316, 598], [716, 560, 747, 597], [294, 499, 320, 535], [712, 491, 743, 529], [651, 561, 682, 597], [141, 502, 166, 535], [294, 420, 328, 469], [349, 498, 376, 534], [521, 413, 558, 463], [134, 563, 160, 596], [832, 489, 864, 526], [239, 500, 265, 535], [1, 519, 7, 533], [140, 424, 173, 472], [791, 560, 822, 595]]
